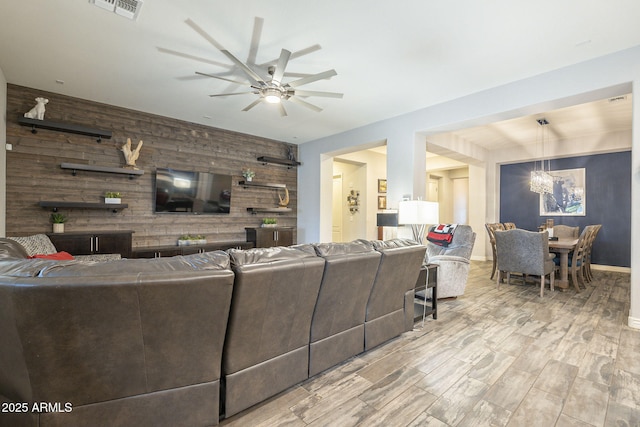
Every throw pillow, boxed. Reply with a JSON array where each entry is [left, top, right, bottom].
[[7, 234, 58, 256], [29, 251, 75, 260]]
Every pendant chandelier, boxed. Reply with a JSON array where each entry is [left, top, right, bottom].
[[530, 118, 553, 194]]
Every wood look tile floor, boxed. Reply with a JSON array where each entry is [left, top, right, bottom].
[[220, 261, 640, 427]]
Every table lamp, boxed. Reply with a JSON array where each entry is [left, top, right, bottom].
[[398, 200, 439, 244]]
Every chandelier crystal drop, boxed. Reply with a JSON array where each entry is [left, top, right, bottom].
[[530, 118, 553, 194], [530, 170, 553, 194]]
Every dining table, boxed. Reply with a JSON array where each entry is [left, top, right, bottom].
[[548, 237, 579, 291]]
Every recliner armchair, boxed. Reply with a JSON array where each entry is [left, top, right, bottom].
[[425, 225, 476, 298]]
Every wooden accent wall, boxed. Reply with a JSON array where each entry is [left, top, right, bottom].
[[5, 84, 297, 247]]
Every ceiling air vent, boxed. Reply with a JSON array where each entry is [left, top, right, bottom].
[[608, 96, 627, 103], [92, 0, 143, 21]]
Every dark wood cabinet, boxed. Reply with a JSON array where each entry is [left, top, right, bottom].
[[245, 227, 294, 248], [48, 231, 133, 258], [130, 241, 254, 258]]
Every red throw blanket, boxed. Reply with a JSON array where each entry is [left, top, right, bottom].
[[427, 224, 458, 247]]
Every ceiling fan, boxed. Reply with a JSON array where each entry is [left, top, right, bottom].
[[178, 18, 344, 116]]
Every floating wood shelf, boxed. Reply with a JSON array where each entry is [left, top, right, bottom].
[[239, 180, 286, 189], [247, 207, 292, 215], [18, 117, 112, 142], [61, 163, 144, 179], [256, 156, 301, 168], [39, 201, 128, 213]]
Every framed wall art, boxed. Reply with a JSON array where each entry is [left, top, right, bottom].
[[540, 168, 586, 216], [377, 196, 387, 210], [377, 179, 387, 193]]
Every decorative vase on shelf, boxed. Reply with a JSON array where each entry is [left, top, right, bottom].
[[53, 223, 64, 234]]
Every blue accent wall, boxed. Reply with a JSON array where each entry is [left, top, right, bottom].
[[500, 151, 631, 267]]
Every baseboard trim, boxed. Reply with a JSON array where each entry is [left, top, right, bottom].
[[628, 316, 640, 330], [591, 264, 631, 274]]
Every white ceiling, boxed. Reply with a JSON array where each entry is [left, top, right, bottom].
[[1, 1, 639, 145]]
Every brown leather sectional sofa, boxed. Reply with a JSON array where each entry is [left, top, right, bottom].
[[0, 237, 425, 426]]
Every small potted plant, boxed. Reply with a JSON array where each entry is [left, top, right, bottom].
[[104, 191, 122, 204], [261, 218, 278, 228], [178, 234, 207, 246], [242, 168, 256, 182], [50, 213, 68, 234]]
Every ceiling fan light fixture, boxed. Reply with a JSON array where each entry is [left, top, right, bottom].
[[263, 88, 282, 104]]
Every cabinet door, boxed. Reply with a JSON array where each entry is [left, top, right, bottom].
[[48, 234, 93, 255], [256, 229, 278, 248], [275, 229, 293, 246], [94, 233, 132, 257]]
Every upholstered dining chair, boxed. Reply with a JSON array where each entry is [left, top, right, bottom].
[[494, 229, 555, 297], [552, 225, 579, 239], [485, 223, 505, 280]]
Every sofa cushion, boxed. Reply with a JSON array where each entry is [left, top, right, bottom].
[[227, 244, 316, 267], [370, 238, 421, 250], [35, 251, 231, 277], [7, 234, 57, 256], [313, 240, 374, 257], [0, 238, 30, 259]]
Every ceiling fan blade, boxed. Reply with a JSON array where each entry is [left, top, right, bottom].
[[283, 71, 312, 78], [287, 69, 337, 88], [288, 96, 323, 112], [185, 19, 226, 51], [258, 44, 322, 67], [209, 92, 255, 97], [246, 17, 264, 65], [291, 44, 322, 60], [242, 98, 263, 112], [271, 49, 291, 85], [278, 102, 288, 117], [185, 19, 266, 87], [157, 47, 233, 69], [195, 71, 249, 85], [293, 89, 343, 99], [221, 49, 266, 87]]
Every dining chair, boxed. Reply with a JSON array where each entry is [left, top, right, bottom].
[[485, 223, 505, 280], [552, 225, 579, 239], [502, 222, 517, 230], [583, 224, 602, 282], [494, 229, 555, 297], [556, 225, 596, 290]]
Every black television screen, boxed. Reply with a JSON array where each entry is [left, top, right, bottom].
[[154, 168, 232, 214]]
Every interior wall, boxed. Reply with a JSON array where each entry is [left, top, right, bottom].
[[0, 68, 6, 237], [5, 84, 297, 247], [333, 160, 367, 241], [335, 149, 387, 240], [500, 151, 631, 267]]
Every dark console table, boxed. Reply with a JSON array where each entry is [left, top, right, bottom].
[[414, 264, 438, 323]]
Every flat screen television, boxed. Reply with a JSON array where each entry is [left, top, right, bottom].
[[154, 167, 232, 214]]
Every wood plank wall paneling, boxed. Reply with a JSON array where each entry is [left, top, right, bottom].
[[5, 84, 297, 247]]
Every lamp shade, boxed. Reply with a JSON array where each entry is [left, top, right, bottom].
[[398, 200, 439, 225]]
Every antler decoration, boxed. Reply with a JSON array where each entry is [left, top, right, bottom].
[[278, 188, 290, 207], [121, 138, 143, 169]]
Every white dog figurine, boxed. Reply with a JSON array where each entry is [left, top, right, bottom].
[[24, 97, 49, 120]]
